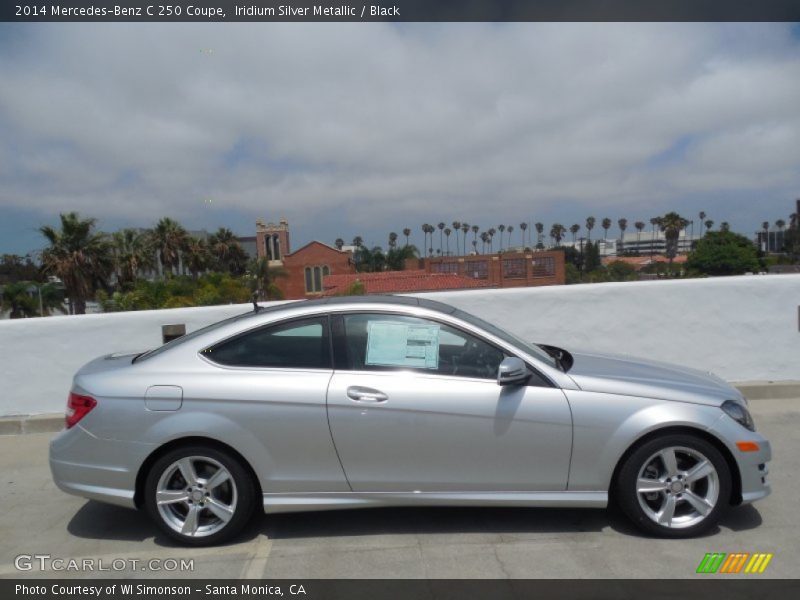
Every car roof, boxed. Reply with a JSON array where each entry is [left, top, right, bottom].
[[258, 294, 458, 315]]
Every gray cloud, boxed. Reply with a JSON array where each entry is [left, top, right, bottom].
[[0, 22, 798, 249]]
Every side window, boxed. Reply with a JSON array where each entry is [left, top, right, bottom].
[[337, 314, 506, 380], [202, 317, 331, 369]]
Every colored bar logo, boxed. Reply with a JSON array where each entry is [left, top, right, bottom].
[[696, 553, 773, 574]]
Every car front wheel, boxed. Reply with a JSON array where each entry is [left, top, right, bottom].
[[144, 445, 256, 546], [617, 434, 732, 538]]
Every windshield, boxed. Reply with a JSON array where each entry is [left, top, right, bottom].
[[451, 309, 558, 369]]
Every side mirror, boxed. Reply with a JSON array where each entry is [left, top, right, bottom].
[[497, 356, 531, 386]]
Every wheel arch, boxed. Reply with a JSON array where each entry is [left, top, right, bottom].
[[134, 436, 263, 509], [609, 425, 742, 506]]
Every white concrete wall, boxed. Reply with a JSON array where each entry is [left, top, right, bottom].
[[1, 275, 798, 416]]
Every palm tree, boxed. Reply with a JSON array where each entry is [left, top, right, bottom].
[[39, 212, 113, 314], [402, 228, 411, 247], [720, 222, 730, 232], [550, 223, 566, 247], [208, 227, 247, 275], [386, 244, 419, 270], [451, 222, 461, 256], [247, 257, 287, 300], [111, 228, 154, 289], [498, 224, 506, 251], [334, 238, 344, 250], [698, 211, 706, 232], [352, 235, 363, 249], [649, 217, 660, 256], [444, 228, 452, 255], [388, 232, 398, 249], [776, 219, 786, 252], [152, 217, 188, 277], [569, 224, 580, 243], [0, 282, 64, 318], [480, 231, 489, 254], [761, 221, 770, 252], [488, 228, 496, 253], [182, 236, 210, 279], [437, 222, 445, 254], [506, 225, 514, 251], [519, 222, 528, 249], [704, 219, 714, 232], [461, 222, 470, 255], [534, 222, 544, 248], [601, 217, 612, 240], [659, 212, 690, 268], [617, 218, 628, 254], [471, 224, 480, 249], [585, 217, 596, 241], [634, 221, 645, 251]]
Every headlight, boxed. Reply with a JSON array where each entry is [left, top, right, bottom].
[[721, 400, 755, 432]]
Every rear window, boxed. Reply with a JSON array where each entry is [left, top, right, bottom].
[[201, 316, 331, 369]]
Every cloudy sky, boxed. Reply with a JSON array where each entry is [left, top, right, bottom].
[[0, 22, 798, 255]]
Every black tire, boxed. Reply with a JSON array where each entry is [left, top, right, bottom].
[[144, 445, 256, 546], [616, 433, 731, 538]]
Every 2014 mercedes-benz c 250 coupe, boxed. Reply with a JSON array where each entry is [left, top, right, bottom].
[[50, 296, 771, 545]]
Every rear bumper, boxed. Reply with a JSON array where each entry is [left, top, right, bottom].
[[49, 425, 154, 509]]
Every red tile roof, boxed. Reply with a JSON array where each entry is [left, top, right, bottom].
[[323, 270, 492, 295], [602, 255, 688, 269]]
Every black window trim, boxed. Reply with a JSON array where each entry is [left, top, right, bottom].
[[199, 314, 334, 371], [329, 310, 554, 387]]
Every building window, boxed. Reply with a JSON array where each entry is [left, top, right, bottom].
[[432, 261, 460, 274], [304, 265, 330, 293], [464, 261, 488, 279], [531, 257, 555, 278], [502, 258, 526, 279]]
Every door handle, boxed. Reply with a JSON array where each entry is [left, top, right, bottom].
[[347, 386, 388, 403]]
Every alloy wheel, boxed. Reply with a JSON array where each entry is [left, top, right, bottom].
[[155, 456, 238, 538], [635, 445, 719, 529]]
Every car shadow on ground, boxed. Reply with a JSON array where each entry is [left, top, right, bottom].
[[66, 500, 764, 547]]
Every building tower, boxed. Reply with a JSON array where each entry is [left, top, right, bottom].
[[256, 218, 291, 264]]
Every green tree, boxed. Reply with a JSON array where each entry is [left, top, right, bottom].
[[111, 229, 155, 290], [686, 230, 759, 276], [246, 257, 287, 300], [584, 240, 602, 272], [585, 216, 596, 241], [658, 211, 690, 267], [386, 245, 418, 270], [152, 218, 188, 276], [183, 236, 210, 279], [208, 227, 247, 275], [39, 212, 113, 314], [0, 254, 41, 285]]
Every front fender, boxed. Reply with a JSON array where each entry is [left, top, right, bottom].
[[565, 391, 723, 491]]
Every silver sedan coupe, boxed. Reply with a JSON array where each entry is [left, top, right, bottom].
[[50, 296, 771, 545]]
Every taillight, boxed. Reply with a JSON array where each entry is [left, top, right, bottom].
[[66, 392, 97, 429]]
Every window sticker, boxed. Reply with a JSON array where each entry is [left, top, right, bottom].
[[365, 321, 440, 369]]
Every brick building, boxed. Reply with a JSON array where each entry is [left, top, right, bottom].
[[421, 250, 565, 288], [278, 241, 356, 299], [323, 270, 492, 296]]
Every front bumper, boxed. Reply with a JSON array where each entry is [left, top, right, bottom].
[[49, 424, 155, 509], [708, 414, 771, 505]]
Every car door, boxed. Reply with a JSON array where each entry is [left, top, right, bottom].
[[196, 315, 349, 493], [326, 312, 573, 493]]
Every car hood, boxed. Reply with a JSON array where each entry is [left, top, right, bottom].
[[565, 350, 743, 407]]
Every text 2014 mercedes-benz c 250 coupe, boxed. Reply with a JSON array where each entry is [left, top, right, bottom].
[[50, 296, 771, 545]]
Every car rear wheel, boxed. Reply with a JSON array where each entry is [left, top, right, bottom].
[[144, 445, 256, 546], [617, 434, 731, 538]]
